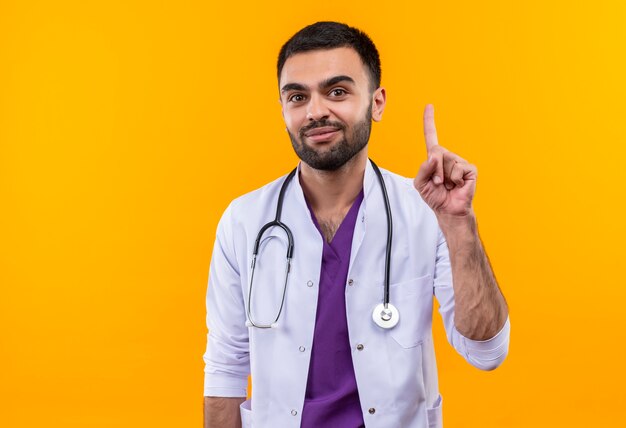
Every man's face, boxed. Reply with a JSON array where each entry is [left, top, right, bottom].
[[279, 47, 385, 171]]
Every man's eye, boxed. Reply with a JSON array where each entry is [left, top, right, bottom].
[[330, 88, 347, 97], [289, 94, 305, 102]]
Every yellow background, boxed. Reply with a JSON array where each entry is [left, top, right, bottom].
[[1, 0, 625, 426]]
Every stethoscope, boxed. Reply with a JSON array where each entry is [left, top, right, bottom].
[[246, 159, 399, 330]]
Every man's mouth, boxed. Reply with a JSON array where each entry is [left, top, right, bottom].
[[304, 126, 341, 142]]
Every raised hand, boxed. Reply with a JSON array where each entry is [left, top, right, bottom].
[[414, 106, 508, 342], [413, 104, 477, 219]]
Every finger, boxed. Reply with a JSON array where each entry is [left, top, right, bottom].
[[463, 163, 478, 180], [442, 151, 459, 181], [414, 155, 438, 189], [444, 149, 470, 176], [443, 154, 456, 190], [443, 151, 467, 179], [423, 104, 439, 152], [449, 161, 466, 187], [431, 150, 444, 185]]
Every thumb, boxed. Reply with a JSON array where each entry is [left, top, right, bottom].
[[414, 155, 438, 190]]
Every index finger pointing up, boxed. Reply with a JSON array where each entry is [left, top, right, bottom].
[[423, 104, 439, 152]]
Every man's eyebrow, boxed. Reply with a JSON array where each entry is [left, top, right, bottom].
[[280, 75, 356, 94], [319, 75, 355, 89], [280, 82, 307, 93]]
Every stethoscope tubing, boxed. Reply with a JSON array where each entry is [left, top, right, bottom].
[[247, 168, 296, 328], [246, 159, 396, 329], [369, 160, 393, 309]]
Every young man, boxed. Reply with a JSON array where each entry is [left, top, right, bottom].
[[203, 22, 510, 428]]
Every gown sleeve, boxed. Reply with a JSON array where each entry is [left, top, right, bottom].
[[433, 227, 511, 371], [203, 203, 250, 396]]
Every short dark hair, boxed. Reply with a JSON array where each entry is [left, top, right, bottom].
[[277, 21, 381, 92]]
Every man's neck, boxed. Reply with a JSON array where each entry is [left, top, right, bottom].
[[299, 150, 368, 219]]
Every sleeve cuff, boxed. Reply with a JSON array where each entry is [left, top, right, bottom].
[[204, 372, 248, 397], [456, 315, 511, 371]]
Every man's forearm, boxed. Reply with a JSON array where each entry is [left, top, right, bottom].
[[204, 396, 245, 428], [438, 212, 508, 341]]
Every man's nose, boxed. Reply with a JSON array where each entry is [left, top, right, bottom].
[[306, 94, 330, 121]]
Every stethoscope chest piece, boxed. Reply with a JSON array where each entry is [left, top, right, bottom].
[[372, 303, 399, 329]]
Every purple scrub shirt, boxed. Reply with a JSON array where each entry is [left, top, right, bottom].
[[301, 189, 366, 428]]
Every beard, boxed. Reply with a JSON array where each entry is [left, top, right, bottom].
[[287, 105, 372, 171]]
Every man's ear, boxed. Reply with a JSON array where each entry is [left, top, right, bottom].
[[371, 87, 386, 122]]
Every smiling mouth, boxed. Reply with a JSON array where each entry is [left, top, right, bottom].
[[304, 127, 341, 143]]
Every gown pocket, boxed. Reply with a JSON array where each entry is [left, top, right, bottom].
[[387, 274, 434, 349]]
